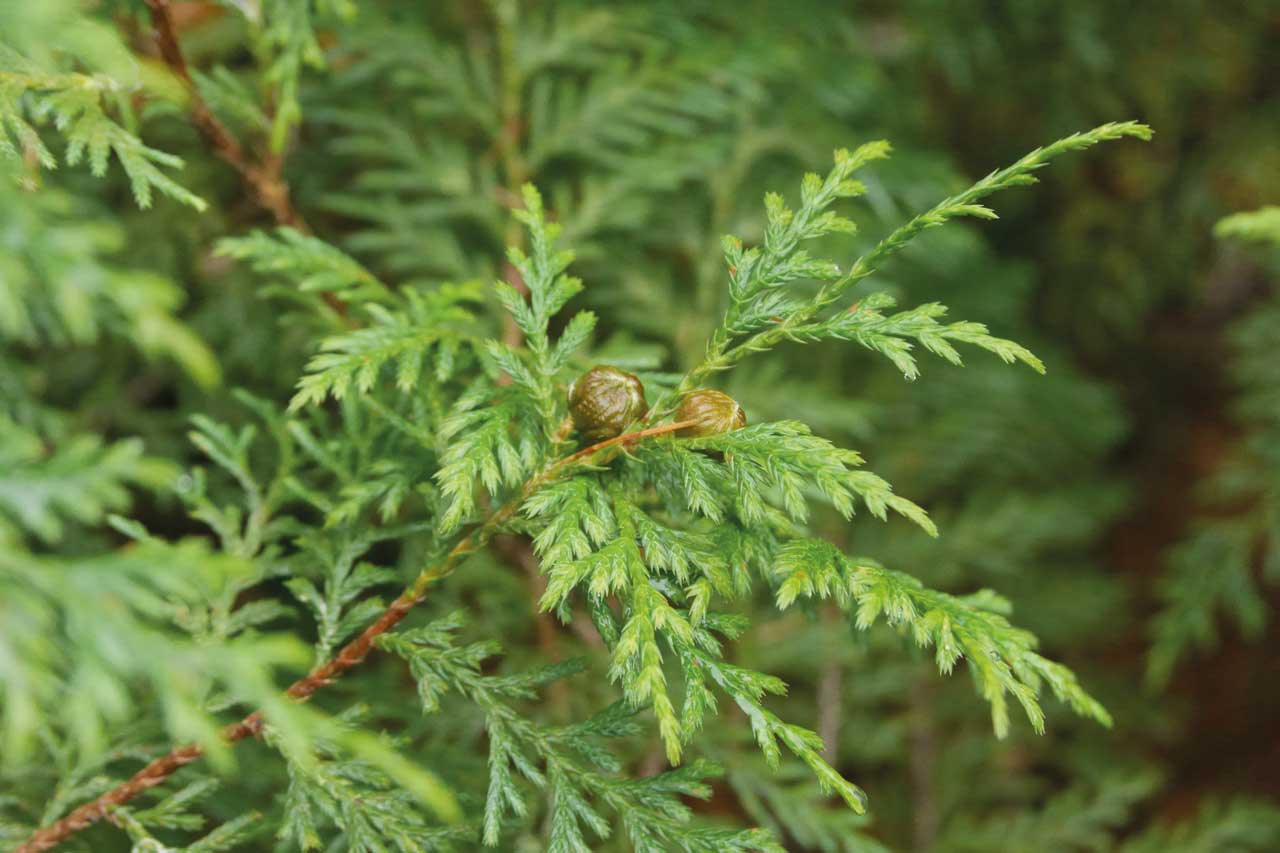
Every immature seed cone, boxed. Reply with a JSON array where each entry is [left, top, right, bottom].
[[675, 389, 747, 437], [568, 365, 649, 441]]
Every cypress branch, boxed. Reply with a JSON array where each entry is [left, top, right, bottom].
[[12, 416, 702, 852]]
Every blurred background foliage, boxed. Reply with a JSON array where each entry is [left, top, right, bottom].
[[2, 0, 1278, 850]]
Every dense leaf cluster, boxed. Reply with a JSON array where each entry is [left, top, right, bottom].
[[2, 3, 1278, 853]]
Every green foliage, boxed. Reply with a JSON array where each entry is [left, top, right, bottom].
[[1215, 206, 1280, 245], [112, 780, 263, 853], [288, 282, 483, 410], [0, 537, 309, 769], [377, 613, 779, 852], [671, 122, 1149, 398], [814, 292, 1044, 380], [0, 0, 203, 209], [3, 3, 1277, 852], [3, 113, 1155, 846], [0, 179, 219, 386], [1149, 212, 1280, 684], [895, 0, 1280, 343], [512, 133, 1135, 808], [274, 715, 471, 851], [725, 760, 888, 853], [0, 417, 169, 543], [256, 0, 356, 151], [936, 773, 1159, 852], [771, 539, 1110, 736], [1119, 800, 1280, 853]]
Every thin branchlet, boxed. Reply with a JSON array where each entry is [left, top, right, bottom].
[[15, 118, 1153, 853], [660, 121, 1153, 405], [13, 418, 696, 853], [143, 0, 302, 229]]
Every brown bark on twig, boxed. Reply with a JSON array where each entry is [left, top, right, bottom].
[[18, 13, 676, 848], [13, 584, 425, 853], [143, 0, 304, 231], [143, 0, 351, 320], [15, 422, 693, 852]]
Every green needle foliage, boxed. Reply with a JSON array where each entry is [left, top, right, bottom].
[[4, 115, 1139, 847], [0, 0, 204, 210], [3, 3, 1277, 852], [376, 613, 778, 852]]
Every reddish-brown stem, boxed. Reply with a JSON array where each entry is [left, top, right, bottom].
[[559, 420, 697, 467], [16, 421, 691, 852], [143, 0, 303, 231], [142, 0, 348, 319], [17, 20, 693, 853], [13, 583, 426, 853]]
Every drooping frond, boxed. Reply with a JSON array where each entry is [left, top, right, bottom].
[[0, 34, 204, 209], [770, 538, 1112, 736]]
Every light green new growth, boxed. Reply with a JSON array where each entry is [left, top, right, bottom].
[[1214, 206, 1280, 245], [479, 123, 1145, 816], [771, 539, 1111, 736], [0, 46, 204, 209], [217, 228, 392, 304], [2, 117, 1152, 852], [661, 121, 1151, 408], [377, 612, 780, 852], [0, 181, 220, 385]]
